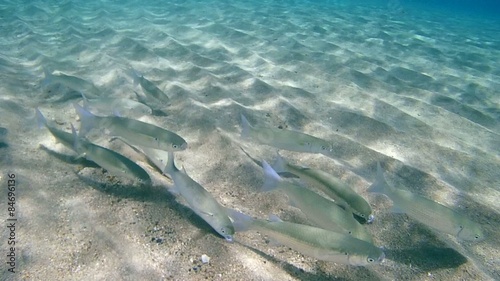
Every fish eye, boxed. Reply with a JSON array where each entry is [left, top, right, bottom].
[[172, 144, 178, 149], [367, 257, 375, 263], [220, 228, 226, 234]]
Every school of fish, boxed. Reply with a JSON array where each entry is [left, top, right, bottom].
[[36, 69, 485, 268]]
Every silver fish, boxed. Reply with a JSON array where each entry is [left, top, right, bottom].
[[228, 210, 384, 266], [368, 162, 485, 241], [71, 125, 151, 183], [36, 109, 150, 183], [81, 93, 152, 118], [42, 69, 101, 98], [273, 154, 373, 223], [129, 68, 170, 103], [240, 114, 332, 154], [74, 103, 187, 151], [36, 108, 75, 149], [163, 152, 234, 241], [262, 161, 373, 243]]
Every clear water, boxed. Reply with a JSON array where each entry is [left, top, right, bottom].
[[0, 0, 498, 280]]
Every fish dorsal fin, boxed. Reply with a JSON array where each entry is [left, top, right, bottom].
[[200, 210, 214, 217]]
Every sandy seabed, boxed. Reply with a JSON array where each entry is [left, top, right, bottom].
[[0, 0, 499, 280]]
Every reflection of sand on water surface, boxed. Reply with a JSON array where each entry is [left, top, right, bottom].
[[0, 0, 499, 280]]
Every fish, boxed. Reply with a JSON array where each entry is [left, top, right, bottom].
[[42, 69, 101, 98], [36, 108, 76, 149], [240, 114, 332, 154], [81, 93, 152, 118], [70, 125, 151, 184], [272, 154, 373, 223], [368, 162, 485, 241], [112, 136, 170, 174], [128, 68, 170, 103], [228, 210, 384, 266], [74, 103, 187, 151], [163, 151, 234, 242], [36, 109, 151, 183], [262, 161, 373, 243]]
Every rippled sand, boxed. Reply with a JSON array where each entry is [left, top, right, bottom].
[[0, 0, 499, 280]]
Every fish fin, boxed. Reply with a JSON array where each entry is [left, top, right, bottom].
[[268, 214, 283, 222], [112, 109, 123, 117], [238, 145, 262, 167], [133, 91, 148, 104], [35, 108, 47, 129], [367, 162, 387, 194], [225, 208, 253, 232], [73, 103, 96, 137], [74, 153, 86, 160], [70, 123, 81, 153], [271, 151, 287, 173], [166, 182, 181, 196], [163, 151, 178, 175], [277, 171, 299, 178], [181, 166, 188, 174], [41, 67, 53, 88], [240, 114, 252, 139], [261, 160, 281, 192], [80, 92, 90, 108], [199, 210, 214, 217]]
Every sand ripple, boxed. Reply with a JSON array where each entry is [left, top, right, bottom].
[[1, 0, 499, 280]]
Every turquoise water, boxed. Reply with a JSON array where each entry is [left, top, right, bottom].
[[1, 0, 499, 280]]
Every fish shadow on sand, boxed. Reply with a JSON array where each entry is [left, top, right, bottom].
[[74, 171, 226, 241], [385, 246, 467, 270], [41, 144, 222, 240], [39, 144, 99, 168], [236, 242, 383, 281]]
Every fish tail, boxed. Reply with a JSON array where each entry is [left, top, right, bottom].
[[271, 152, 287, 173], [35, 108, 47, 129], [163, 151, 178, 175], [73, 103, 96, 137], [80, 92, 90, 107], [225, 208, 253, 232], [69, 123, 82, 154], [240, 114, 252, 139], [128, 68, 141, 86], [262, 160, 281, 192], [368, 162, 387, 194]]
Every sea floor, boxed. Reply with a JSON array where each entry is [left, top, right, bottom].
[[0, 0, 499, 280]]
